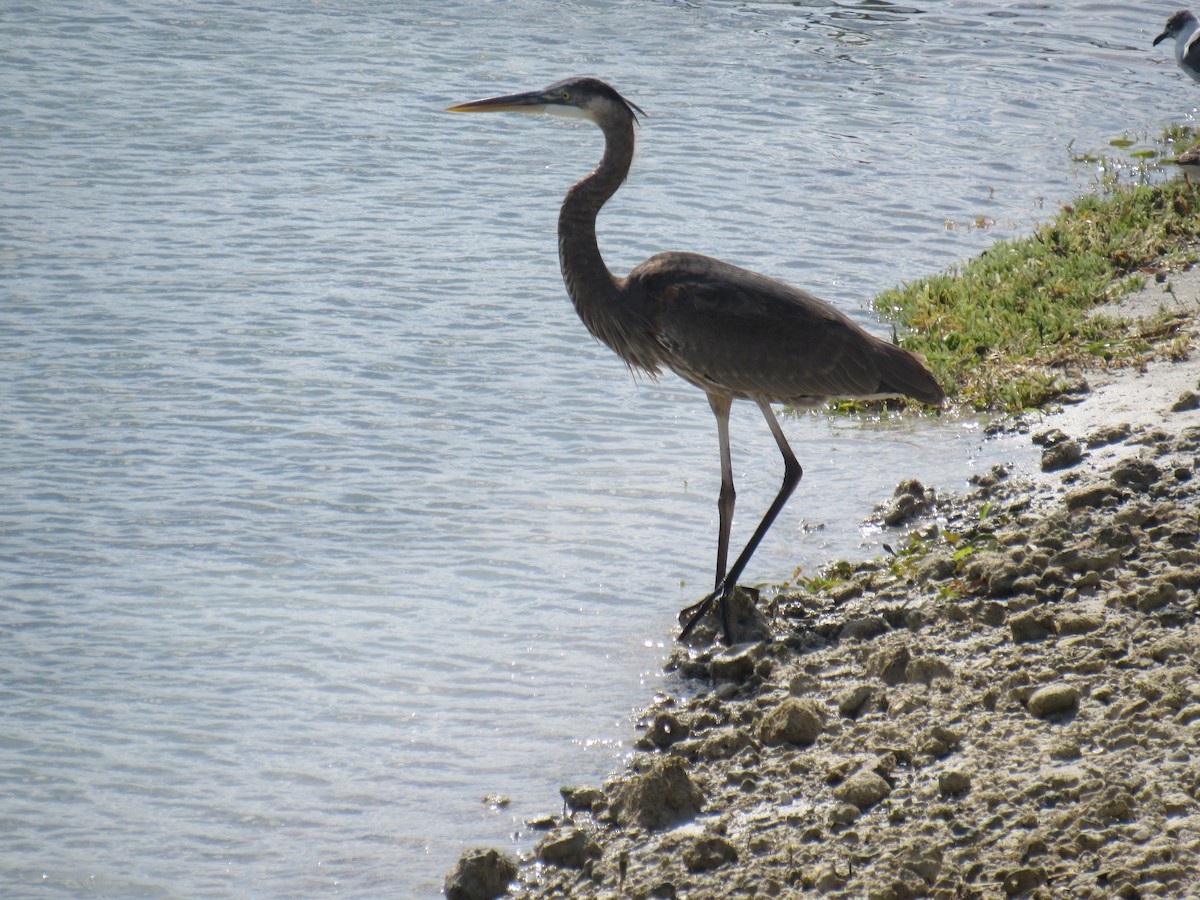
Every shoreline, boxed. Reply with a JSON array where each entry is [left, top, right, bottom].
[[447, 268, 1200, 899]]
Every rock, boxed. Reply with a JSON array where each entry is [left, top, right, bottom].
[[921, 725, 962, 758], [1064, 483, 1124, 510], [609, 757, 704, 830], [1058, 613, 1103, 635], [914, 549, 957, 581], [900, 838, 944, 884], [682, 834, 738, 872], [811, 863, 848, 891], [759, 697, 824, 747], [881, 479, 936, 526], [1171, 391, 1200, 412], [1033, 427, 1070, 447], [837, 684, 873, 718], [963, 550, 1023, 597], [443, 848, 518, 900], [1091, 788, 1135, 822], [1009, 610, 1056, 643], [1137, 579, 1178, 612], [1042, 440, 1083, 471], [560, 785, 605, 813], [833, 770, 892, 811], [1002, 867, 1044, 895], [695, 728, 753, 762], [1027, 683, 1080, 718], [644, 712, 690, 749], [536, 827, 601, 868], [938, 769, 971, 796], [869, 644, 912, 685], [1086, 422, 1132, 447], [1112, 458, 1161, 490], [905, 655, 955, 685], [1161, 565, 1200, 589], [709, 642, 764, 683], [839, 614, 890, 641]]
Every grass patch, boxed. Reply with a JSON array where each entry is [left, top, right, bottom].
[[876, 130, 1200, 412]]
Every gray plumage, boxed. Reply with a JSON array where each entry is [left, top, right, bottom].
[[449, 77, 944, 642]]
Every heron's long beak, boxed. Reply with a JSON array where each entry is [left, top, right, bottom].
[[446, 90, 548, 114], [1153, 30, 1170, 46]]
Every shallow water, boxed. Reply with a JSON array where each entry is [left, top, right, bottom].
[[1, 1, 1192, 895]]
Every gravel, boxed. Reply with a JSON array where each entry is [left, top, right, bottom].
[[446, 318, 1200, 899]]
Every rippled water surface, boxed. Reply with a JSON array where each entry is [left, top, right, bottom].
[[1, 1, 1192, 895]]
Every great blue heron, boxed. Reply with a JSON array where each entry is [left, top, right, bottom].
[[448, 77, 944, 643], [1154, 9, 1200, 83]]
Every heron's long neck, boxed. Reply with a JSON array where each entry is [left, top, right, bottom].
[[557, 116, 642, 365]]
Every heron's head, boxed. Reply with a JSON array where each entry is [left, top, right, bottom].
[[1154, 9, 1197, 45], [447, 77, 644, 127]]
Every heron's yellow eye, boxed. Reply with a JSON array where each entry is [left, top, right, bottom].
[[560, 91, 571, 101]]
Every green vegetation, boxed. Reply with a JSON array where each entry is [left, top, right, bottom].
[[877, 128, 1200, 412]]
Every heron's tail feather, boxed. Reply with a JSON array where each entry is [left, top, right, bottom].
[[875, 340, 945, 407]]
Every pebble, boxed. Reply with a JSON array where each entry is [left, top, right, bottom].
[[905, 655, 955, 685], [833, 770, 892, 811], [560, 785, 605, 813], [537, 828, 601, 868], [609, 757, 704, 830], [1086, 422, 1132, 447], [643, 712, 690, 749], [881, 479, 935, 526], [869, 644, 912, 685], [1042, 440, 1083, 471], [1137, 579, 1177, 612], [759, 697, 823, 747], [1002, 867, 1043, 895], [1064, 483, 1124, 510], [837, 684, 873, 718], [938, 770, 972, 796], [1171, 391, 1200, 412], [709, 642, 764, 683], [682, 834, 738, 872], [1027, 683, 1080, 718], [839, 614, 890, 641], [1058, 612, 1102, 635], [1112, 458, 1161, 490], [1009, 610, 1057, 643], [444, 848, 518, 900]]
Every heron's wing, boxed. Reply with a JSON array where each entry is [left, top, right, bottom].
[[629, 252, 905, 403]]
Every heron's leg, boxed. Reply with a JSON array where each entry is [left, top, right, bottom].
[[709, 393, 735, 589], [680, 400, 802, 643], [720, 399, 802, 588], [678, 393, 734, 626]]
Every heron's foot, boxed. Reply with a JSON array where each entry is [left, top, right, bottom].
[[679, 583, 772, 646], [678, 582, 734, 644]]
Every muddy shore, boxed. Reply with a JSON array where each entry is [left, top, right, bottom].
[[446, 271, 1200, 900]]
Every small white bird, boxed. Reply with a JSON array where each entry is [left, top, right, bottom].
[[1154, 9, 1200, 83]]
